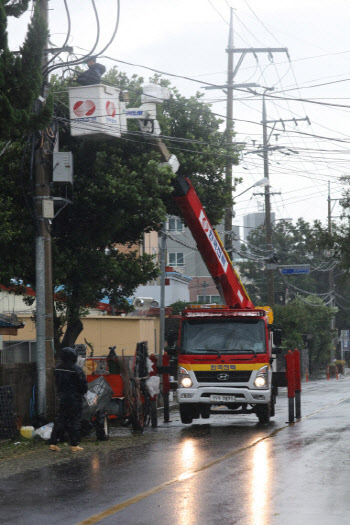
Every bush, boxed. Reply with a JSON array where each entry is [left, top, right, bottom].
[[334, 360, 346, 374]]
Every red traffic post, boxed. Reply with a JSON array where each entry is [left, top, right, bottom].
[[293, 349, 301, 419], [162, 353, 171, 423], [285, 350, 295, 423], [149, 354, 158, 428], [336, 365, 339, 380]]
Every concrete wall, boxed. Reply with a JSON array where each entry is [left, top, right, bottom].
[[5, 315, 160, 357], [0, 288, 34, 316], [134, 278, 190, 306], [77, 316, 160, 356]]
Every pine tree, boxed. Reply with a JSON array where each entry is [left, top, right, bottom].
[[0, 0, 52, 140]]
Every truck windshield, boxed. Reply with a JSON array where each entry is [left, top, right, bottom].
[[181, 318, 266, 355]]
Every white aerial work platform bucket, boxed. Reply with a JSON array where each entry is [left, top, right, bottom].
[[68, 84, 127, 139]]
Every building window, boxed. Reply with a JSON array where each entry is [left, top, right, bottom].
[[168, 218, 184, 232], [197, 295, 222, 304], [168, 252, 184, 267], [1, 341, 37, 364]]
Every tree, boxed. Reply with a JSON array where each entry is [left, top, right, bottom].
[[0, 1, 53, 280], [273, 297, 334, 372], [238, 218, 350, 365], [0, 1, 52, 140], [0, 67, 238, 347], [238, 218, 336, 306]]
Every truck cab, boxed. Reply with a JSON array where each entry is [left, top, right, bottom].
[[177, 305, 277, 424]]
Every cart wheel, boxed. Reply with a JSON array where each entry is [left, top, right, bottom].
[[131, 380, 144, 433], [103, 414, 110, 439], [150, 399, 158, 428], [94, 411, 109, 441], [142, 389, 151, 427]]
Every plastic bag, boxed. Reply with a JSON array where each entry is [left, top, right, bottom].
[[33, 422, 54, 440], [84, 390, 98, 407], [81, 376, 113, 421], [145, 376, 160, 397]]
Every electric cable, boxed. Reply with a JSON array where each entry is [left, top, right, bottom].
[[46, 0, 120, 76], [207, 0, 229, 26], [46, 0, 101, 75], [43, 0, 71, 73]]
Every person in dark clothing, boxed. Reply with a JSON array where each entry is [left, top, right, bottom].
[[49, 347, 88, 452], [76, 56, 106, 86]]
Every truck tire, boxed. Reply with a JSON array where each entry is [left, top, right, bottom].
[[180, 404, 193, 424], [256, 402, 271, 424], [201, 405, 211, 419], [270, 394, 276, 417]]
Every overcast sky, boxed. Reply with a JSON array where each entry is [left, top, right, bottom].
[[8, 0, 350, 233]]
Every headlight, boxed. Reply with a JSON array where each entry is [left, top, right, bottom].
[[254, 365, 268, 388], [178, 366, 193, 388], [255, 376, 266, 388], [181, 377, 193, 388]]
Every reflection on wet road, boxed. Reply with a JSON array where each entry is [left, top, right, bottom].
[[250, 440, 270, 525], [2, 379, 350, 524]]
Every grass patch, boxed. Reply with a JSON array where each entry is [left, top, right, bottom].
[[0, 437, 47, 460]]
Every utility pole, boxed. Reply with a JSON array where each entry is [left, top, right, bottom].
[[258, 98, 309, 306], [224, 8, 234, 257], [262, 94, 274, 306], [328, 181, 336, 360], [159, 223, 166, 364], [35, 0, 55, 421], [205, 32, 289, 257], [204, 9, 265, 258]]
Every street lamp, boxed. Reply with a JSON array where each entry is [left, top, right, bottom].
[[234, 177, 269, 199], [272, 218, 293, 223]]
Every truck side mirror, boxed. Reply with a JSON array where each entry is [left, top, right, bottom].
[[272, 347, 282, 355], [273, 329, 282, 346]]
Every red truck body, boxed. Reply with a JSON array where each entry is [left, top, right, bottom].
[[173, 175, 277, 424]]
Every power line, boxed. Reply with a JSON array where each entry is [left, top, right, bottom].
[[46, 0, 120, 75]]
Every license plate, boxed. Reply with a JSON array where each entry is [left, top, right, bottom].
[[210, 395, 236, 403]]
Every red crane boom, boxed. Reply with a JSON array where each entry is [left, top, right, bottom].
[[172, 174, 254, 310]]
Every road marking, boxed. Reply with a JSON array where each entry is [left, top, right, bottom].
[[74, 393, 350, 525]]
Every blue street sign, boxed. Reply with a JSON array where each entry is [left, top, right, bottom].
[[280, 267, 310, 275]]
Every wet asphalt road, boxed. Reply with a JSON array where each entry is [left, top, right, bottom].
[[2, 378, 350, 525]]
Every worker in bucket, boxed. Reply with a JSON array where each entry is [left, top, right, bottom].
[[49, 347, 88, 452], [76, 56, 106, 86]]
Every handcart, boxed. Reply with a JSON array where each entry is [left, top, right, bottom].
[[82, 343, 159, 435]]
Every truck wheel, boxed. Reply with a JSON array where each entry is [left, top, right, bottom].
[[180, 404, 193, 424], [256, 402, 271, 424], [201, 405, 211, 419], [270, 394, 276, 417]]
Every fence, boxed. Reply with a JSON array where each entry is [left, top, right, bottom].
[[0, 386, 17, 439], [0, 363, 36, 425]]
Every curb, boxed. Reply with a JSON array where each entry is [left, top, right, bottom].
[[156, 402, 178, 417]]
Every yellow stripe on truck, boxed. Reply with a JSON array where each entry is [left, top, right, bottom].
[[179, 363, 269, 371]]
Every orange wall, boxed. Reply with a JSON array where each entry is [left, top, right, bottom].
[[5, 315, 160, 357]]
